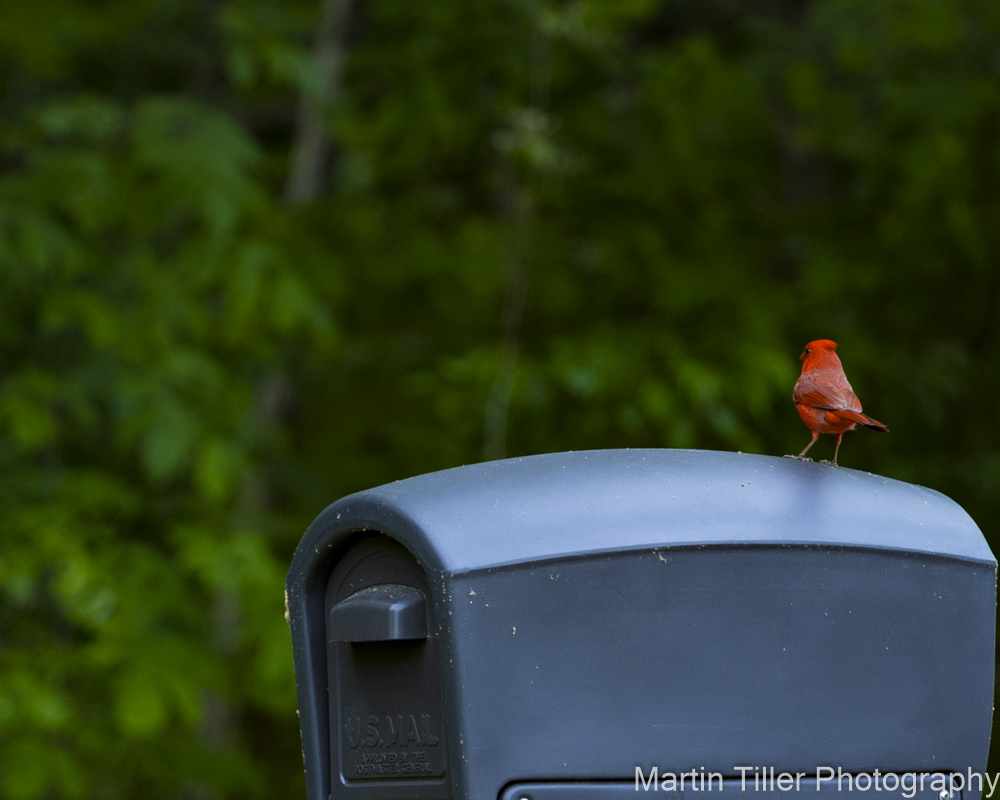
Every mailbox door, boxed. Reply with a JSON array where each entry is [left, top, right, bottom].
[[325, 535, 451, 800]]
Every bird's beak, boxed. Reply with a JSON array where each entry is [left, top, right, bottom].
[[799, 351, 806, 360]]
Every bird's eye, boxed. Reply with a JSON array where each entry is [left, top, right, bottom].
[[804, 348, 811, 355]]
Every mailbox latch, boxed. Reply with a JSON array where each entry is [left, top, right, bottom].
[[328, 584, 428, 642]]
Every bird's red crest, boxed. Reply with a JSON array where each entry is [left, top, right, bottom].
[[800, 339, 838, 360]]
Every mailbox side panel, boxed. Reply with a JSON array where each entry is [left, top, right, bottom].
[[445, 546, 996, 800]]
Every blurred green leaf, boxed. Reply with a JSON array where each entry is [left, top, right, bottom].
[[114, 671, 167, 738], [140, 398, 198, 481]]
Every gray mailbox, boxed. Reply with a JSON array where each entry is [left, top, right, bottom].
[[286, 449, 995, 800]]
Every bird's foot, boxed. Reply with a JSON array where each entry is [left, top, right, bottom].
[[819, 459, 839, 467], [783, 454, 813, 462]]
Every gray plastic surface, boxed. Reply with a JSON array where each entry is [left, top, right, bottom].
[[287, 449, 996, 800], [499, 778, 960, 800], [300, 449, 992, 572]]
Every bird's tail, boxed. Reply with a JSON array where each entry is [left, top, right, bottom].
[[838, 409, 889, 432]]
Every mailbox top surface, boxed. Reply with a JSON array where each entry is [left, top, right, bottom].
[[305, 449, 993, 574]]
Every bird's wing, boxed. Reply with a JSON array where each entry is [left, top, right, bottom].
[[796, 390, 847, 410], [793, 370, 861, 412]]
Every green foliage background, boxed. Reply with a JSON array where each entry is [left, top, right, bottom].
[[2, 0, 1000, 796]]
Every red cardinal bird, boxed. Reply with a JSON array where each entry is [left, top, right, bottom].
[[784, 339, 887, 467]]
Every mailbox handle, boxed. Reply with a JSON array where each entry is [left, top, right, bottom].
[[328, 583, 428, 642]]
